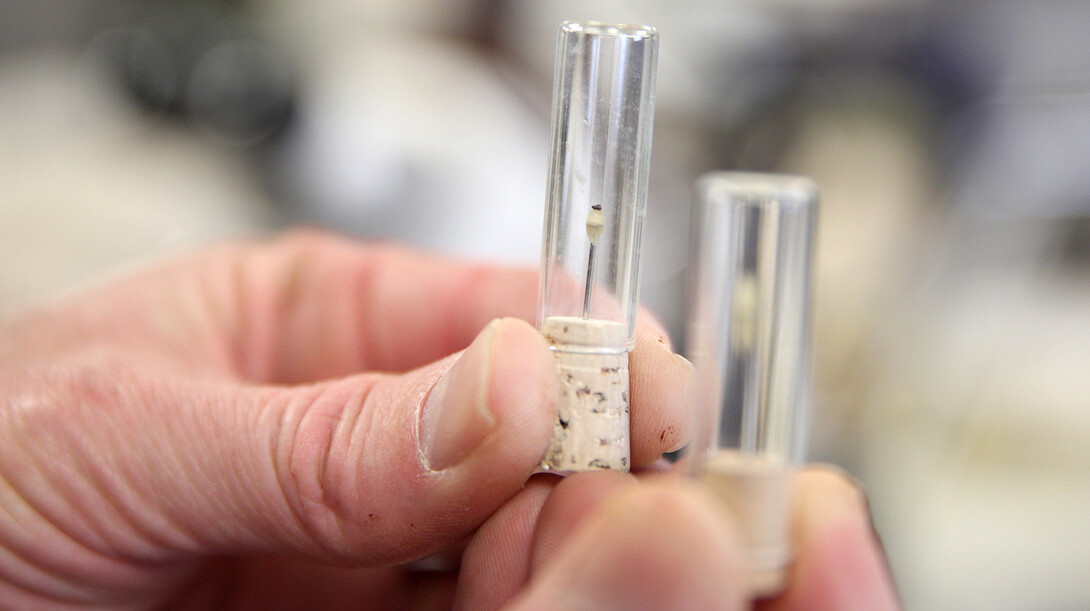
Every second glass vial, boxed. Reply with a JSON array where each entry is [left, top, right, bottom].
[[686, 172, 819, 596]]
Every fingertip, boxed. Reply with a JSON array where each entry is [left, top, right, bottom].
[[629, 331, 694, 467], [455, 475, 558, 611], [635, 309, 672, 349], [426, 317, 556, 476], [517, 479, 747, 611], [791, 466, 871, 541], [796, 465, 868, 502], [530, 470, 637, 572], [760, 466, 901, 611]]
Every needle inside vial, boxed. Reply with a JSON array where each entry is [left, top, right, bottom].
[[583, 204, 605, 319]]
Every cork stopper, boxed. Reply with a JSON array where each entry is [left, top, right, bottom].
[[699, 449, 793, 598], [539, 316, 630, 473]]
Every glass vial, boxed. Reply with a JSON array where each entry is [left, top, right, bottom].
[[537, 21, 658, 472], [686, 172, 818, 596]]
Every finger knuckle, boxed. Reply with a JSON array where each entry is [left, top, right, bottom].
[[272, 379, 377, 557]]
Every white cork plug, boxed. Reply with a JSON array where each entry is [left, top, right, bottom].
[[539, 316, 630, 472], [700, 450, 793, 598]]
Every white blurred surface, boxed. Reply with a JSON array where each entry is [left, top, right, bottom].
[[272, 32, 547, 263], [0, 50, 272, 314]]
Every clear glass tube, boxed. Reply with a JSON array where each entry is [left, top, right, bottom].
[[538, 21, 657, 348], [537, 21, 658, 472], [686, 172, 818, 596]]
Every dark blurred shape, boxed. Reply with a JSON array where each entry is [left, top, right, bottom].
[[706, 4, 988, 185], [1057, 217, 1090, 267], [101, 0, 295, 147], [186, 39, 295, 146], [0, 0, 98, 52]]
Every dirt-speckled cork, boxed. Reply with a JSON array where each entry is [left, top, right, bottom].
[[539, 316, 630, 472]]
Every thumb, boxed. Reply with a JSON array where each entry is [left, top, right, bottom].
[[223, 317, 558, 563], [15, 318, 557, 568]]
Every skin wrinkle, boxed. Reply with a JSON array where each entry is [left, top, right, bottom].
[[0, 413, 156, 604], [272, 244, 311, 385], [307, 379, 374, 545], [350, 245, 379, 374], [374, 376, 430, 551], [60, 361, 222, 558], [272, 378, 384, 561], [293, 387, 343, 513], [216, 249, 251, 382], [342, 375, 388, 516], [175, 382, 272, 555], [85, 376, 209, 561], [355, 375, 412, 559], [342, 250, 378, 374], [64, 366, 180, 561], [0, 573, 98, 609], [319, 382, 366, 514], [233, 247, 272, 384], [228, 241, 274, 383], [144, 381, 221, 553], [6, 373, 127, 562], [62, 373, 222, 580], [269, 387, 329, 559], [286, 243, 336, 384], [228, 386, 300, 554], [0, 459, 97, 603], [328, 254, 374, 379]]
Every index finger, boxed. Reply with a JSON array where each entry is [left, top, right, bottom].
[[199, 231, 692, 465], [209, 231, 675, 378]]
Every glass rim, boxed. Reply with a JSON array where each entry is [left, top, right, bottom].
[[559, 20, 657, 41]]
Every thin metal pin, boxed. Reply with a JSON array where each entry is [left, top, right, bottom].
[[584, 204, 605, 320], [583, 243, 596, 319]]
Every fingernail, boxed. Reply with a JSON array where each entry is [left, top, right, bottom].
[[419, 320, 499, 471]]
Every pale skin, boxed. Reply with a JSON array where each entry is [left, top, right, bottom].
[[0, 231, 900, 609]]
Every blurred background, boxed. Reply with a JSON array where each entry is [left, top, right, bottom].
[[2, 0, 1088, 608]]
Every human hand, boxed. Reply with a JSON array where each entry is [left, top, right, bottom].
[[0, 231, 692, 609], [459, 467, 901, 610]]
